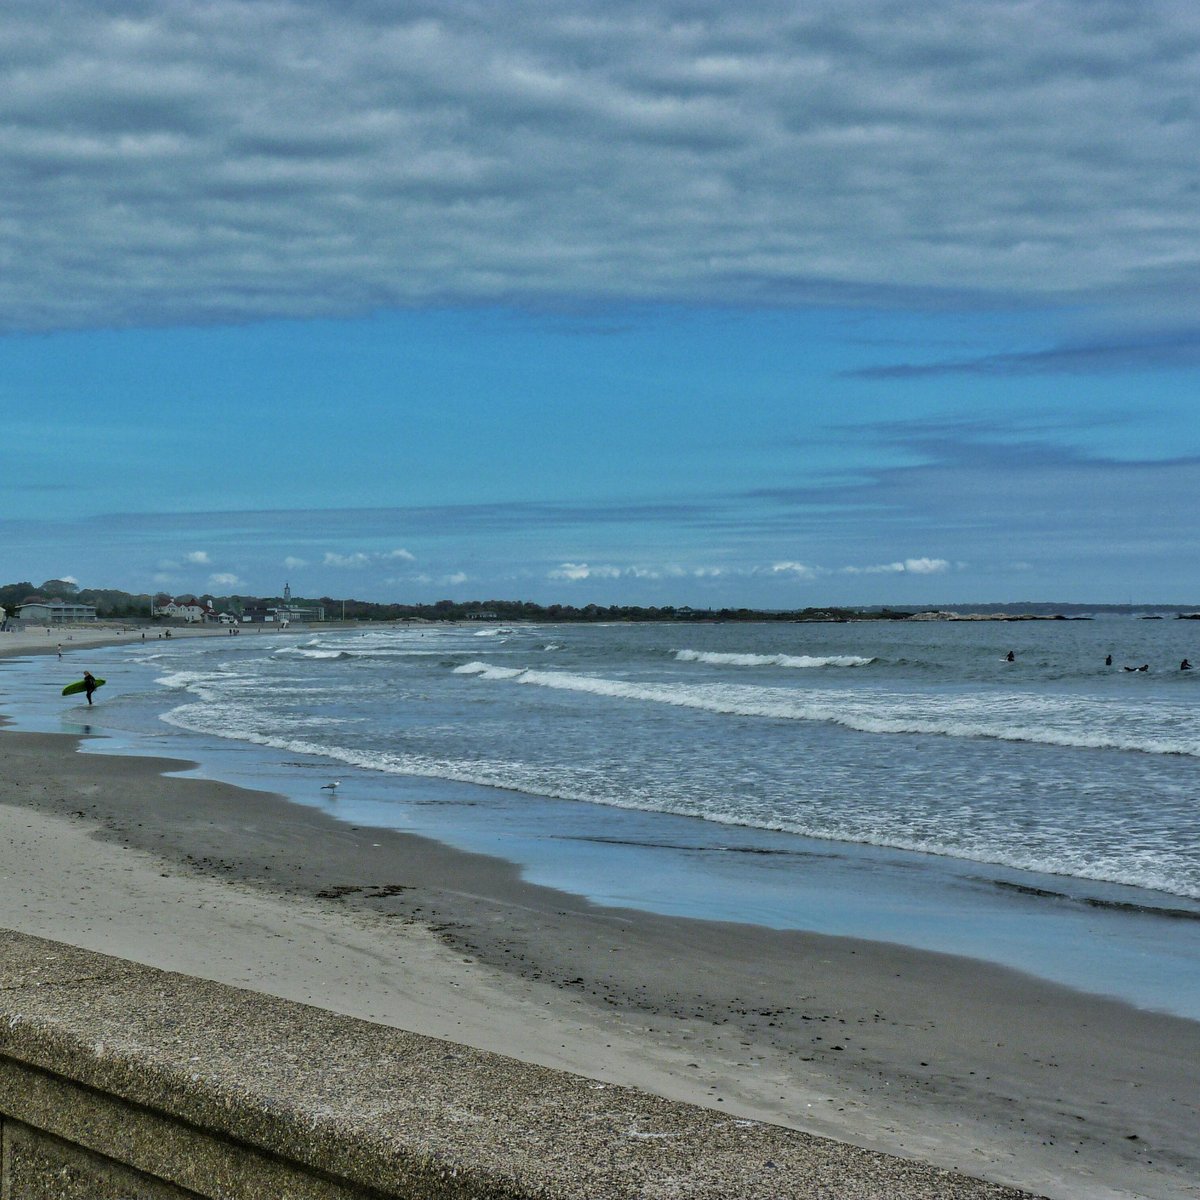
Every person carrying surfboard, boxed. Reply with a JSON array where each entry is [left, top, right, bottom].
[[83, 671, 97, 705]]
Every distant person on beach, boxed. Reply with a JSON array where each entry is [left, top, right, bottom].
[[1182, 659, 1193, 671], [82, 671, 97, 705]]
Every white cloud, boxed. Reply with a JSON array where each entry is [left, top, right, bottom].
[[283, 556, 308, 569], [771, 562, 824, 581], [323, 548, 415, 568], [903, 557, 950, 575], [403, 571, 468, 586], [548, 562, 626, 581], [5, 1, 1200, 332], [208, 572, 241, 587], [59, 575, 78, 585], [550, 562, 596, 581], [152, 572, 175, 585], [841, 558, 950, 576], [184, 551, 211, 565], [549, 561, 728, 582]]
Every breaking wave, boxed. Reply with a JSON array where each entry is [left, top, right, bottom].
[[675, 649, 875, 668], [451, 662, 1200, 758]]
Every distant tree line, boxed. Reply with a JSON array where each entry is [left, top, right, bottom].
[[0, 580, 918, 623], [0, 579, 152, 618], [313, 597, 915, 623]]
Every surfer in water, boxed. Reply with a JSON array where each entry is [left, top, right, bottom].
[[1005, 650, 1015, 662], [82, 671, 97, 705], [1105, 654, 1112, 666], [1182, 659, 1193, 671]]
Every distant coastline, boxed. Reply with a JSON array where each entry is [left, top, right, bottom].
[[3, 578, 1198, 626]]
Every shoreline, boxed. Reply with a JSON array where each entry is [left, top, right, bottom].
[[12, 625, 1198, 1020], [0, 721, 1197, 1198], [0, 619, 308, 661]]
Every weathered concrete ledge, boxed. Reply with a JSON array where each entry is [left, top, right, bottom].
[[0, 931, 1037, 1199]]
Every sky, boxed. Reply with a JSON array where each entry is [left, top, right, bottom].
[[2, 0, 1199, 607]]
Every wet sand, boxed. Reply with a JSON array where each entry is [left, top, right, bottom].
[[0, 721, 1197, 1199]]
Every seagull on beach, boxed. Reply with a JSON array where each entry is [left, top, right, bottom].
[[320, 781, 340, 792]]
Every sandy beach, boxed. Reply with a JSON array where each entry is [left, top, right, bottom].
[[0, 634, 1198, 1199], [0, 619, 286, 658]]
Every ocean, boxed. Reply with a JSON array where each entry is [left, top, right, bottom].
[[4, 616, 1200, 1017]]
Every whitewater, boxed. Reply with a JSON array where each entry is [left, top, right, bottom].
[[137, 619, 1200, 902], [5, 615, 1199, 1014]]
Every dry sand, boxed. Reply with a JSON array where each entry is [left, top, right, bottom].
[[0, 635, 1197, 1199], [0, 619, 280, 658]]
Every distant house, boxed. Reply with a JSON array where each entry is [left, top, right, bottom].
[[16, 600, 97, 623], [276, 603, 325, 622], [242, 601, 325, 624], [154, 596, 218, 623], [179, 601, 216, 623]]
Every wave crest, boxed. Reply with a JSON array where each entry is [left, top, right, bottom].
[[675, 649, 874, 668], [454, 664, 1200, 759]]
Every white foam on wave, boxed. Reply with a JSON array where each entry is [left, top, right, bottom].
[[154, 669, 228, 700], [454, 664, 1200, 759], [676, 649, 874, 668], [139, 637, 1200, 902], [157, 697, 1200, 901], [159, 701, 575, 806], [453, 661, 525, 680], [155, 667, 338, 708], [278, 640, 473, 660]]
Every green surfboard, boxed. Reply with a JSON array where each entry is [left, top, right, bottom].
[[62, 677, 105, 697]]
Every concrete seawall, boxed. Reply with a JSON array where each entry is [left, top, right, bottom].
[[0, 931, 1034, 1198]]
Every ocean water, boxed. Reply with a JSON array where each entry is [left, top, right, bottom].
[[4, 617, 1200, 1017]]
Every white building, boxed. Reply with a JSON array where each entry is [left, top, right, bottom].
[[154, 596, 218, 623], [16, 601, 97, 623]]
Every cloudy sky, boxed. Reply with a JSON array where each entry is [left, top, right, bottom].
[[3, 0, 1199, 606]]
